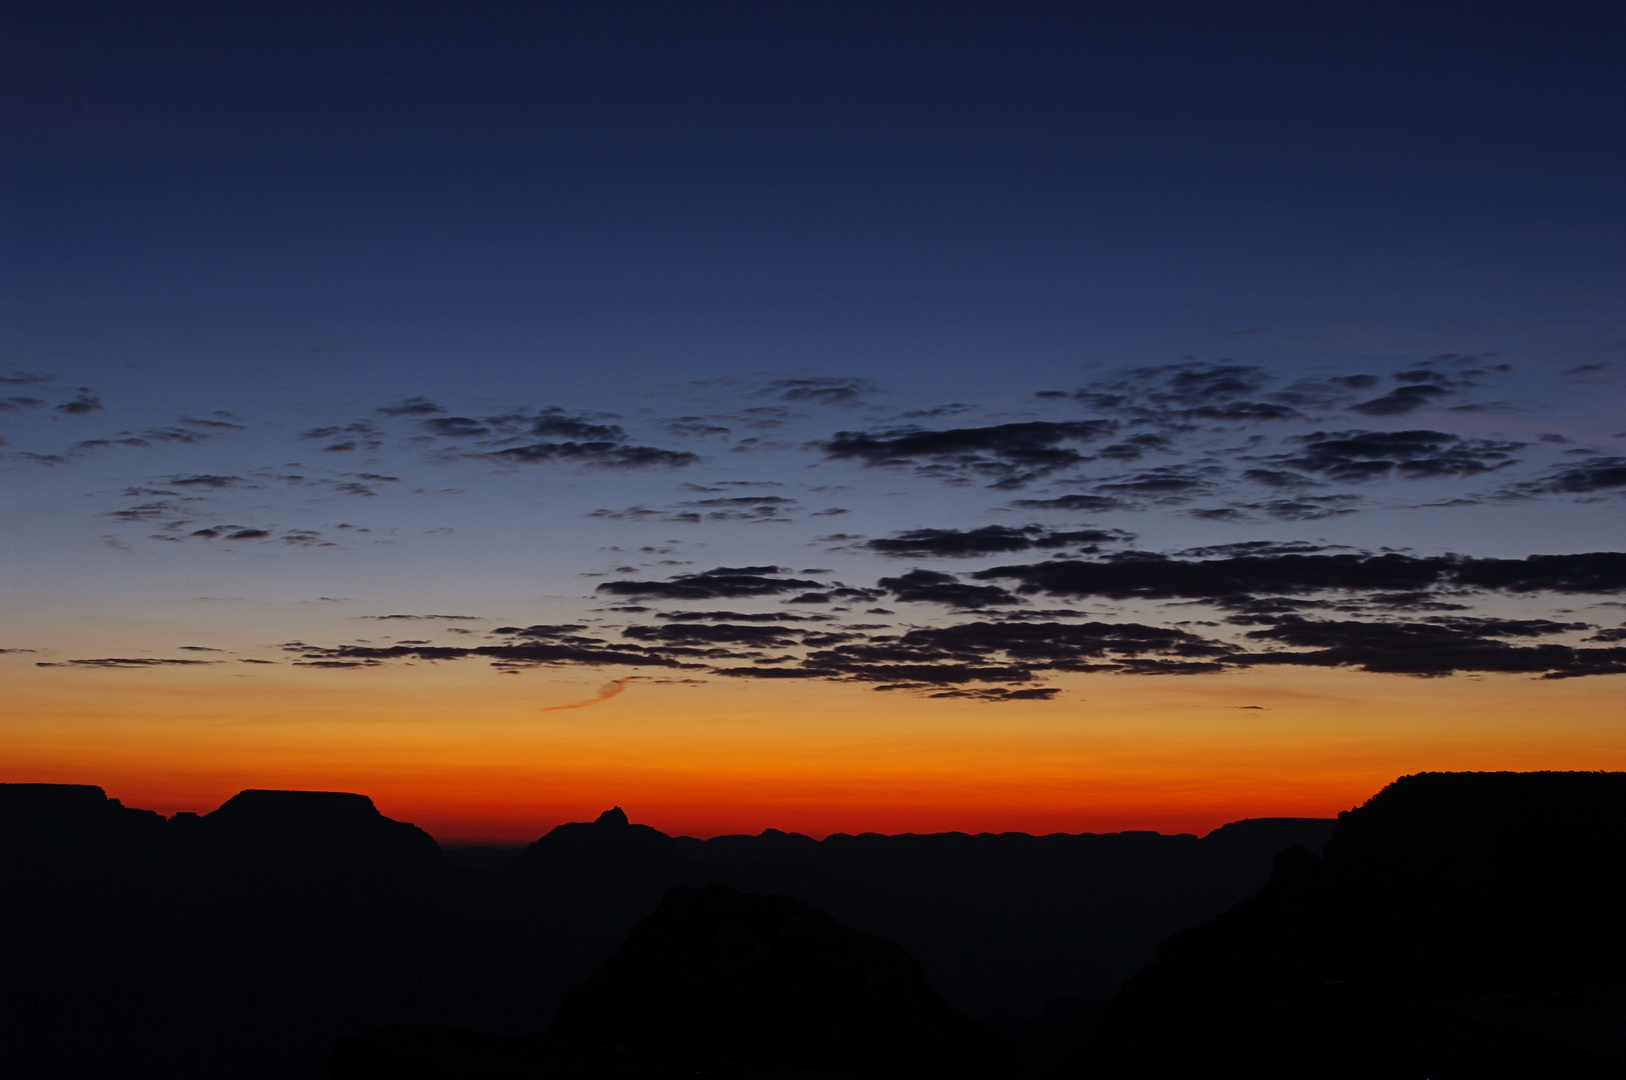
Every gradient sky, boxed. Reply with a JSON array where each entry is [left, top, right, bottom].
[[4, 1, 1624, 842]]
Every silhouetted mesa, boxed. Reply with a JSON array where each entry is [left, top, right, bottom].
[[547, 882, 1013, 1080], [1074, 771, 1626, 1079]]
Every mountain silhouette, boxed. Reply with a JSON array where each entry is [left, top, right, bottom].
[[0, 781, 1330, 1079], [1072, 771, 1626, 1079]]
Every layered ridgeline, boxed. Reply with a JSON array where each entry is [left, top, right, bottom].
[[0, 784, 1326, 1079]]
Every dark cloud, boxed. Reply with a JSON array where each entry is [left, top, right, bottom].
[[1241, 468, 1317, 487], [877, 620, 1233, 668], [1151, 363, 1269, 404], [1094, 465, 1222, 498], [55, 391, 103, 415], [1276, 430, 1522, 482], [1512, 456, 1626, 496], [36, 657, 220, 668], [0, 396, 46, 411], [360, 614, 483, 621], [895, 404, 975, 420], [1096, 435, 1175, 461], [732, 406, 801, 430], [877, 569, 1023, 609], [110, 426, 220, 446], [1348, 384, 1451, 415], [168, 474, 244, 488], [926, 687, 1062, 702], [179, 413, 246, 431], [479, 412, 699, 471], [710, 617, 1233, 690], [1193, 495, 1362, 522], [596, 566, 825, 601], [512, 408, 623, 442], [279, 529, 332, 547], [820, 420, 1116, 487], [755, 377, 878, 407], [1176, 541, 1340, 558], [486, 442, 697, 469], [864, 525, 1132, 558], [242, 550, 1626, 699], [976, 550, 1626, 602], [376, 396, 445, 417], [653, 610, 829, 622], [588, 506, 692, 523], [286, 622, 689, 670], [622, 623, 808, 647], [674, 496, 799, 521], [1006, 494, 1125, 513], [1238, 617, 1626, 678], [1264, 373, 1379, 411], [1064, 362, 1312, 424], [106, 501, 183, 522], [422, 416, 490, 438], [1421, 616, 1591, 637], [658, 417, 733, 439], [1341, 361, 1507, 416], [785, 585, 886, 605], [0, 371, 52, 386], [299, 421, 383, 452], [1182, 402, 1302, 422]]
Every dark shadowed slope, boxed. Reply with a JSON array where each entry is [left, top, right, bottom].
[[1073, 771, 1626, 1080], [548, 882, 1013, 1079]]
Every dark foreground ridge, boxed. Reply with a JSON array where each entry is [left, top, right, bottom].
[[0, 783, 1327, 1078], [1072, 771, 1626, 1079]]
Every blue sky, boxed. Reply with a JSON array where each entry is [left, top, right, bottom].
[[4, 3, 1625, 819]]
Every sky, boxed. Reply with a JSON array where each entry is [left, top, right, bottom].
[[3, 1, 1624, 842]]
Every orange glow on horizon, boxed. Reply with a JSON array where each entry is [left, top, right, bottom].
[[4, 659, 1624, 844]]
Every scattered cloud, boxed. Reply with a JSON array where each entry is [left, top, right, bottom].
[[877, 569, 1023, 609], [974, 550, 1626, 602], [55, 391, 103, 415], [754, 377, 879, 407], [1507, 456, 1626, 497], [820, 420, 1117, 488], [596, 566, 826, 601], [376, 396, 445, 417], [36, 657, 220, 668], [864, 525, 1132, 558], [1275, 430, 1522, 482]]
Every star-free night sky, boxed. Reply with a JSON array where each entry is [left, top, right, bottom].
[[4, 2, 1624, 841]]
